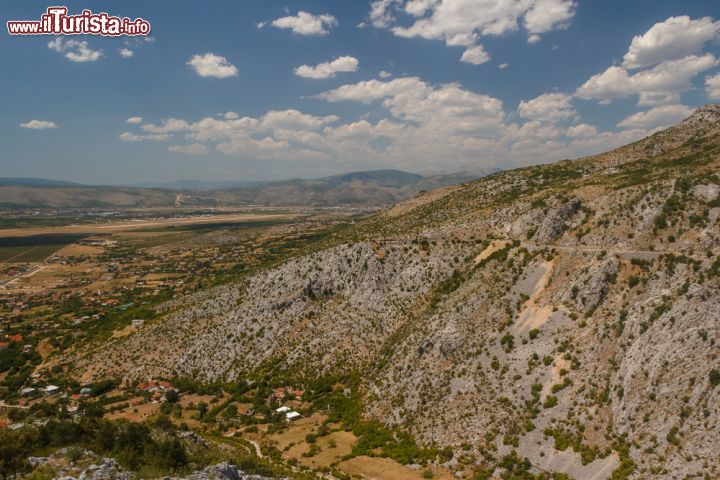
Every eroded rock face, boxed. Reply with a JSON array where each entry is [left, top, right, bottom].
[[692, 184, 720, 202], [171, 463, 286, 480], [50, 462, 281, 480], [532, 199, 582, 244], [75, 239, 476, 382], [561, 257, 619, 311], [29, 449, 133, 480], [612, 282, 720, 477]]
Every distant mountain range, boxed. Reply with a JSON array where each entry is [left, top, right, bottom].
[[127, 179, 266, 190], [0, 177, 82, 188], [0, 169, 499, 209]]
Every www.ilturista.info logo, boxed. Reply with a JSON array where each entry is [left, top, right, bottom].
[[7, 6, 150, 36]]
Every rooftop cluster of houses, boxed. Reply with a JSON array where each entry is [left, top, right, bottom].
[[0, 333, 24, 350], [137, 380, 177, 402], [270, 386, 304, 401], [19, 384, 60, 397]]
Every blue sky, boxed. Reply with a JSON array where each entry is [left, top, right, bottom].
[[2, 0, 720, 184]]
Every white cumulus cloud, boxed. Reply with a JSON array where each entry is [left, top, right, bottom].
[[168, 143, 209, 154], [120, 71, 698, 174], [126, 117, 143, 124], [268, 11, 338, 35], [524, 0, 576, 37], [706, 73, 720, 100], [119, 48, 134, 58], [48, 37, 102, 62], [518, 92, 576, 123], [260, 110, 339, 130], [369, 0, 575, 62], [565, 123, 597, 138], [617, 104, 695, 129], [187, 53, 238, 78], [576, 54, 718, 106], [405, 0, 439, 16], [118, 132, 170, 142], [20, 120, 57, 129], [294, 56, 359, 79], [623, 16, 720, 69], [460, 45, 490, 65]]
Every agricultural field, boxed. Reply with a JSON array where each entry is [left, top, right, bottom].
[[0, 234, 87, 263]]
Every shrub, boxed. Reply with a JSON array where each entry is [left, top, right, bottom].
[[709, 368, 720, 387]]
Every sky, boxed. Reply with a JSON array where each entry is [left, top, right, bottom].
[[2, 0, 720, 184]]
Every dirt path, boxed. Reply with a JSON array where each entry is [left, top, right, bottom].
[[513, 260, 555, 333], [37, 338, 54, 360], [521, 241, 668, 260], [247, 439, 263, 458], [3, 246, 38, 263], [2, 264, 47, 287], [223, 430, 263, 458], [474, 240, 507, 264], [540, 357, 569, 402]]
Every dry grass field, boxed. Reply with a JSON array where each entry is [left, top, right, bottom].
[[284, 430, 357, 469], [0, 213, 302, 239], [338, 456, 456, 480], [269, 413, 327, 451], [105, 401, 161, 422]]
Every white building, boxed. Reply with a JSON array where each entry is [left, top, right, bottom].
[[42, 385, 60, 395], [286, 411, 301, 422], [276, 406, 291, 414]]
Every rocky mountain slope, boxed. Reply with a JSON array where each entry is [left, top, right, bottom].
[[72, 106, 720, 479], [29, 449, 279, 480]]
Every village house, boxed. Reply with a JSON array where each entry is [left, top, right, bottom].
[[20, 387, 36, 396], [270, 386, 305, 402], [286, 411, 302, 422], [137, 380, 175, 393], [42, 385, 61, 396]]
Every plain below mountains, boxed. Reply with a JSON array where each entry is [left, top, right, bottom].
[[0, 169, 495, 209]]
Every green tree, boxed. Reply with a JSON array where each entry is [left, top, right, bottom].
[[165, 390, 180, 403], [158, 437, 187, 472], [709, 368, 720, 387], [0, 427, 39, 478]]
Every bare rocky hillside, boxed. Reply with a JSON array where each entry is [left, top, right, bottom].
[[71, 106, 720, 479]]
